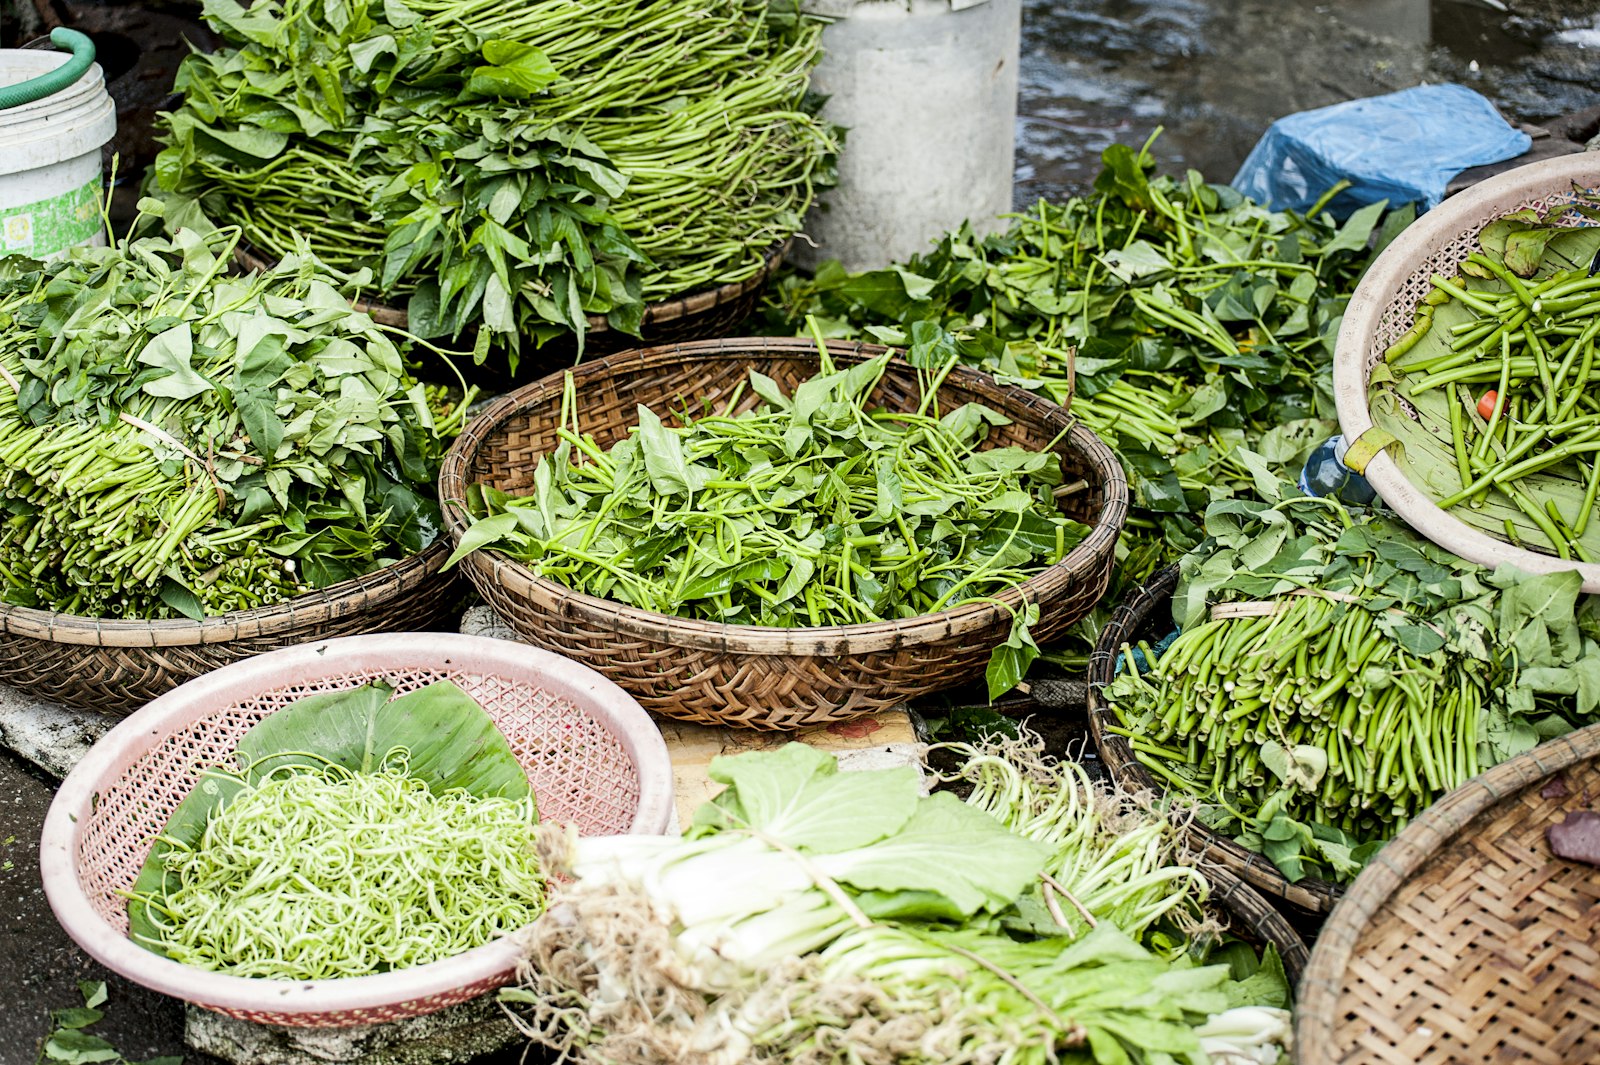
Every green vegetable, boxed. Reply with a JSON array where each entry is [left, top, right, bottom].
[[155, 0, 836, 359], [764, 133, 1413, 663], [125, 681, 543, 980], [1373, 199, 1600, 560], [0, 213, 466, 620], [1102, 471, 1600, 884], [505, 742, 1292, 1065], [447, 338, 1090, 699], [36, 982, 182, 1065]]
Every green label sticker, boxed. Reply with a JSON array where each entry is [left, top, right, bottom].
[[0, 177, 102, 259]]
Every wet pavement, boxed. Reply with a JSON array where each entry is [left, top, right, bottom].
[[6, 0, 1600, 1061]]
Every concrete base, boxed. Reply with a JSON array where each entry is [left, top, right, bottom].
[[184, 993, 519, 1065]]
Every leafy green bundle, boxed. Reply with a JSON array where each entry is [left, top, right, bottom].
[[1102, 471, 1600, 883], [764, 136, 1412, 659], [127, 681, 543, 980], [1373, 199, 1600, 560], [448, 343, 1091, 699], [0, 216, 462, 620], [506, 743, 1292, 1065], [155, 0, 836, 357]]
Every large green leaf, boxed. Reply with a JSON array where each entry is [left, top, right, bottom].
[[128, 681, 529, 955]]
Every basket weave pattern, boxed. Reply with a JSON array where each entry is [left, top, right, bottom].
[[1298, 724, 1600, 1064], [72, 659, 644, 1027], [440, 338, 1128, 729], [0, 542, 463, 714], [1087, 566, 1344, 914]]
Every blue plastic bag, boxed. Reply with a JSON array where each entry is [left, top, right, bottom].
[[1231, 84, 1531, 218]]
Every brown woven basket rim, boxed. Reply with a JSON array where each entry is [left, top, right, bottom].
[[438, 337, 1128, 657], [1294, 719, 1600, 1053], [1086, 564, 1346, 913], [0, 538, 449, 648], [1201, 856, 1312, 986], [232, 239, 792, 334]]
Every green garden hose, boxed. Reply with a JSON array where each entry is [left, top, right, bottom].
[[0, 29, 96, 111]]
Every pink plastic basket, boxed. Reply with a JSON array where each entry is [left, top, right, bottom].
[[39, 633, 674, 1028]]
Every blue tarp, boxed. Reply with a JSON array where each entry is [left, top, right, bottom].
[[1231, 83, 1532, 218]]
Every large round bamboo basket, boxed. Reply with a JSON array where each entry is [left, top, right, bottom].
[[440, 338, 1127, 729], [1296, 721, 1600, 1064]]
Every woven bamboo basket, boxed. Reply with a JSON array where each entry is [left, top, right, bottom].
[[1087, 565, 1346, 914], [235, 240, 789, 374], [1204, 858, 1311, 988], [1334, 152, 1600, 591], [1296, 721, 1600, 1064], [440, 338, 1128, 730], [0, 540, 464, 714]]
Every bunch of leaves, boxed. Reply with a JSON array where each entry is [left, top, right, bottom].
[[155, 0, 835, 362], [1103, 467, 1600, 883], [447, 343, 1091, 699], [763, 133, 1414, 660], [504, 743, 1292, 1065], [35, 981, 179, 1065], [0, 210, 464, 620], [125, 680, 544, 979]]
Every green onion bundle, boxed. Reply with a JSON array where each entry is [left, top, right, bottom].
[[0, 217, 461, 620], [128, 756, 543, 980], [155, 0, 836, 355], [1102, 477, 1600, 884], [450, 340, 1092, 699]]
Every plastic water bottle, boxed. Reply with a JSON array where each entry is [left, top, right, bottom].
[[1299, 435, 1377, 505]]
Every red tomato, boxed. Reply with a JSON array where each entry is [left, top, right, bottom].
[[1478, 390, 1499, 421]]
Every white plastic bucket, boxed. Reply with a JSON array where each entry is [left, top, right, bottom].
[[0, 49, 116, 260], [795, 0, 1021, 273]]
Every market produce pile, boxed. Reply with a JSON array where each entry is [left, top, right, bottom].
[[504, 742, 1293, 1065], [765, 136, 1413, 659], [1101, 471, 1600, 884], [1372, 196, 1600, 560], [155, 0, 836, 357], [127, 681, 545, 980], [0, 214, 463, 620], [449, 336, 1091, 697]]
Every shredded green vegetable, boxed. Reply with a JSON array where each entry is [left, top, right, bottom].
[[126, 755, 543, 980]]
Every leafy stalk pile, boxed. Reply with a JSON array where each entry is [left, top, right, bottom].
[[1102, 472, 1600, 884], [156, 0, 835, 356], [1374, 198, 1600, 560], [505, 742, 1292, 1065], [0, 214, 462, 620], [126, 681, 545, 980], [764, 136, 1413, 658], [449, 341, 1091, 698]]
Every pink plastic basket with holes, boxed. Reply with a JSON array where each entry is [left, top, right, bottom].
[[38, 633, 674, 1028], [1334, 152, 1600, 591]]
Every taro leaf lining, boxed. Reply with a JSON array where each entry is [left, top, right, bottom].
[[127, 680, 529, 956]]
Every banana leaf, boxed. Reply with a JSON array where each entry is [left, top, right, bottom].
[[126, 680, 532, 956]]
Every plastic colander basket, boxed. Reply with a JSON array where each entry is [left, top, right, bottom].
[[1334, 152, 1600, 591], [38, 633, 674, 1028]]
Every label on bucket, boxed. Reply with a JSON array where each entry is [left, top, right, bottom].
[[0, 177, 101, 260]]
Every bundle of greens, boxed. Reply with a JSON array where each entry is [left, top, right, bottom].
[[764, 135, 1413, 659], [447, 338, 1092, 699], [1101, 470, 1600, 884], [127, 681, 544, 980], [505, 742, 1292, 1065], [1373, 196, 1600, 560], [0, 211, 465, 620], [155, 0, 836, 358]]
